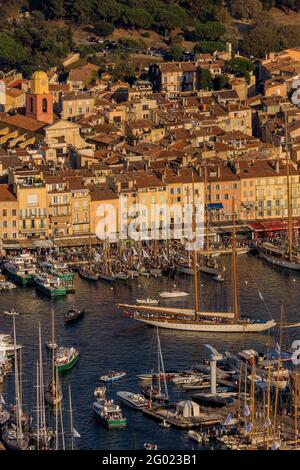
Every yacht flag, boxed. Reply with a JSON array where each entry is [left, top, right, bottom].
[[73, 428, 81, 438]]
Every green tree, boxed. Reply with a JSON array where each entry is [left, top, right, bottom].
[[213, 74, 229, 90], [194, 41, 226, 54], [195, 22, 226, 41], [240, 26, 281, 57], [94, 21, 114, 37], [196, 67, 213, 90], [231, 0, 263, 19], [170, 44, 183, 61], [0, 33, 27, 69]]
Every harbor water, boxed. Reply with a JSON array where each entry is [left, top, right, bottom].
[[0, 253, 299, 450]]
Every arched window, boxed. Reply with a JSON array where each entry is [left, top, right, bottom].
[[42, 98, 48, 113], [30, 97, 34, 113]]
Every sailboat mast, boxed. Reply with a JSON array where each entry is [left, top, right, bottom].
[[51, 307, 55, 387], [13, 316, 23, 441], [38, 322, 46, 447], [36, 361, 40, 451], [68, 385, 74, 450], [157, 327, 168, 400], [232, 200, 238, 321], [266, 363, 271, 449], [55, 367, 59, 450], [204, 165, 210, 258], [284, 108, 293, 260], [192, 171, 199, 314], [273, 305, 283, 436]]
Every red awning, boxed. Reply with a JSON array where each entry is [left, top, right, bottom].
[[247, 219, 300, 232]]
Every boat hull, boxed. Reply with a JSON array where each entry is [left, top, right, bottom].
[[5, 270, 33, 286], [55, 353, 80, 372], [129, 317, 276, 333], [258, 249, 300, 271], [116, 392, 146, 409], [36, 283, 67, 297], [98, 273, 115, 282]]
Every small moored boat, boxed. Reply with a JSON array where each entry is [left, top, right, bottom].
[[136, 298, 159, 305], [100, 371, 126, 382], [3, 309, 19, 316], [64, 308, 85, 323], [116, 391, 148, 409], [159, 291, 189, 298], [54, 347, 80, 372]]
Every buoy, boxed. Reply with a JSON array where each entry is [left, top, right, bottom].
[[110, 286, 114, 290], [173, 284, 176, 288], [138, 284, 141, 288], [245, 280, 248, 285], [293, 278, 296, 283]]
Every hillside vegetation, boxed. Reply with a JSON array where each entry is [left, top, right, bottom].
[[2, 1, 300, 76]]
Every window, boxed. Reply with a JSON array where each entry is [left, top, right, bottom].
[[42, 98, 48, 113], [28, 194, 38, 206], [30, 97, 34, 113], [12, 209, 16, 216], [2, 209, 7, 217]]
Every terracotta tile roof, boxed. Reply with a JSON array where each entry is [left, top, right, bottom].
[[89, 184, 118, 201], [66, 177, 86, 191], [0, 114, 47, 132], [0, 184, 17, 202]]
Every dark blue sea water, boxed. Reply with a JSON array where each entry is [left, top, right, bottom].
[[0, 253, 299, 450]]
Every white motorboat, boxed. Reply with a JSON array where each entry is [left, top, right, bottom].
[[100, 371, 126, 382], [136, 298, 159, 305], [3, 309, 19, 316], [172, 374, 201, 385], [214, 273, 224, 282], [116, 391, 148, 409], [159, 291, 189, 299]]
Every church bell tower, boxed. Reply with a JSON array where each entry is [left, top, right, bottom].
[[26, 71, 53, 124]]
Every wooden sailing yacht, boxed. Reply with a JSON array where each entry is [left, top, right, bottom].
[[45, 307, 63, 406], [118, 176, 275, 333], [1, 317, 29, 450], [258, 108, 300, 270]]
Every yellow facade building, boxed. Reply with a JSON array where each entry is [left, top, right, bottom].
[[0, 185, 19, 241]]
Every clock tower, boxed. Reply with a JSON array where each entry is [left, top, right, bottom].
[[26, 71, 53, 124]]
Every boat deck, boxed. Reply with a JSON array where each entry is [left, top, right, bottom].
[[142, 406, 224, 429]]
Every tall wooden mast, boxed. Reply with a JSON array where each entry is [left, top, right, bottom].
[[232, 199, 239, 322], [284, 108, 293, 260], [204, 164, 210, 258], [192, 170, 199, 314]]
